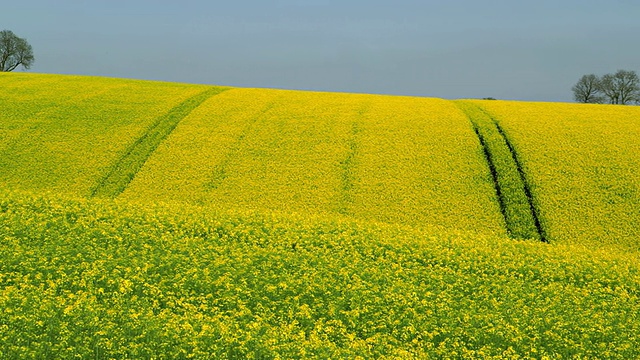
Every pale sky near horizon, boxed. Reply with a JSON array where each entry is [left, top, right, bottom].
[[3, 0, 640, 101]]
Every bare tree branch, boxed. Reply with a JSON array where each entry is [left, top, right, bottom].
[[600, 70, 640, 105], [572, 74, 604, 103], [0, 30, 34, 72]]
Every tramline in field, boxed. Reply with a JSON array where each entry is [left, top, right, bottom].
[[1, 72, 639, 358]]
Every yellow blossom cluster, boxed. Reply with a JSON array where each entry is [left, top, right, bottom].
[[471, 100, 640, 250], [1, 190, 639, 358], [121, 89, 504, 234], [0, 72, 213, 197]]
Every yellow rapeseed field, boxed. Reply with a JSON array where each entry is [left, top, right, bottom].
[[122, 89, 504, 233], [2, 190, 640, 358], [1, 73, 640, 358], [0, 72, 214, 196], [472, 100, 640, 250]]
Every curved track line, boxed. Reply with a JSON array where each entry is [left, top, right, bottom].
[[338, 103, 369, 216], [455, 101, 546, 242], [492, 120, 548, 243], [205, 100, 279, 190], [91, 87, 228, 198]]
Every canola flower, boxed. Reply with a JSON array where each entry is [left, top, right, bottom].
[[472, 100, 640, 249], [91, 87, 229, 198], [122, 89, 504, 234], [2, 72, 638, 246], [0, 72, 212, 197], [1, 73, 640, 358], [350, 96, 503, 232], [455, 101, 542, 241], [1, 190, 639, 358]]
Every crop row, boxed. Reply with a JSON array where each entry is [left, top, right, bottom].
[[472, 100, 640, 250], [0, 73, 213, 197], [455, 101, 542, 241], [91, 87, 229, 198]]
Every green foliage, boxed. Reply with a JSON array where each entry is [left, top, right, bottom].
[[456, 101, 542, 241], [1, 191, 640, 358], [0, 30, 34, 72]]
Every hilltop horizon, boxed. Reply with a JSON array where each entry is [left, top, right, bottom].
[[4, 1, 640, 102]]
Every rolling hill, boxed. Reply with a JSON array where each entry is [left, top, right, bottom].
[[1, 72, 639, 358]]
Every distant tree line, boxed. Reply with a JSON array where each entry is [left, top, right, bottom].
[[572, 70, 640, 105]]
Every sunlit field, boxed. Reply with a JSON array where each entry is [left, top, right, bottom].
[[121, 88, 504, 233], [1, 73, 639, 358], [473, 100, 640, 250], [0, 72, 221, 196]]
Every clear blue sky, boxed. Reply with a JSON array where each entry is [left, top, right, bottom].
[[4, 0, 640, 101]]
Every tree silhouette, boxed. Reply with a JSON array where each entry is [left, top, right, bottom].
[[0, 30, 34, 72]]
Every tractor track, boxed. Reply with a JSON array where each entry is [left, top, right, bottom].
[[456, 101, 547, 242], [91, 87, 228, 198]]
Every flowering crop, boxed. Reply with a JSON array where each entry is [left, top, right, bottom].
[[1, 190, 639, 358], [349, 95, 502, 232], [2, 72, 639, 247], [0, 72, 218, 197], [91, 87, 228, 198], [1, 73, 640, 358], [122, 89, 504, 234], [471, 100, 640, 249], [456, 101, 542, 241]]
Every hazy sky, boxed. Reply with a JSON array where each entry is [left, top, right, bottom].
[[4, 0, 640, 101]]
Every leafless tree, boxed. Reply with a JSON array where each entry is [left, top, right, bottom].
[[572, 74, 604, 103], [599, 70, 640, 105], [0, 30, 34, 72]]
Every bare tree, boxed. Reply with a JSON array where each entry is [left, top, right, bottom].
[[599, 70, 640, 105], [572, 74, 603, 103], [0, 30, 34, 72]]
